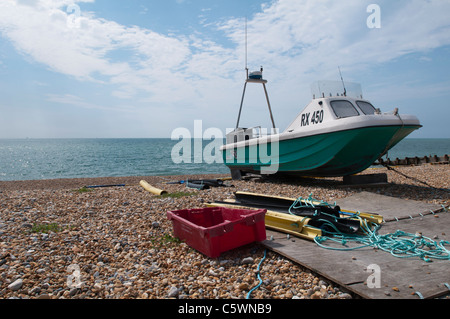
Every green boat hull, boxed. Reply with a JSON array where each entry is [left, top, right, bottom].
[[222, 125, 420, 177]]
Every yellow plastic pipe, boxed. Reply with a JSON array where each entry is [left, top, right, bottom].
[[140, 180, 167, 196]]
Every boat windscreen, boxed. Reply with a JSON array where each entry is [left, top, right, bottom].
[[356, 101, 376, 115], [311, 81, 363, 99], [330, 100, 360, 118]]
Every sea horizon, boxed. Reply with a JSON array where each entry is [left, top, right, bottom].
[[1, 137, 449, 182]]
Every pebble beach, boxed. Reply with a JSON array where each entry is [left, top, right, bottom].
[[0, 164, 448, 300]]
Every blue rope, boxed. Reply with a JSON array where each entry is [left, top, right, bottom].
[[246, 249, 267, 299], [289, 195, 450, 262], [289, 194, 337, 215], [414, 291, 425, 299], [314, 214, 450, 262]]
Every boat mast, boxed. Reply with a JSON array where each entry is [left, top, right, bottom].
[[236, 18, 248, 129], [245, 17, 249, 80], [235, 18, 276, 131]]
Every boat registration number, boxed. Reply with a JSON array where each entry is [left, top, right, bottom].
[[301, 110, 324, 126]]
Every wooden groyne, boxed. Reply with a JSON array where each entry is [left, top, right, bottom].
[[375, 154, 449, 166]]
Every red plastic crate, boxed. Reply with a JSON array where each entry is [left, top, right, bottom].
[[166, 207, 267, 258]]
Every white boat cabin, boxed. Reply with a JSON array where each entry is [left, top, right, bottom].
[[226, 80, 384, 144], [284, 81, 382, 133]]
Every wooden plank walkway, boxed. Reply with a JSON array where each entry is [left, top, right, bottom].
[[335, 191, 443, 221], [262, 192, 450, 299]]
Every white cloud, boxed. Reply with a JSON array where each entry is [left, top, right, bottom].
[[219, 0, 450, 77], [2, 0, 449, 93], [0, 1, 199, 86], [1, 0, 450, 137]]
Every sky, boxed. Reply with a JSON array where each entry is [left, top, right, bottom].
[[0, 0, 449, 139]]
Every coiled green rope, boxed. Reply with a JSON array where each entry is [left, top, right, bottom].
[[289, 194, 336, 214], [290, 195, 450, 262], [315, 226, 450, 262]]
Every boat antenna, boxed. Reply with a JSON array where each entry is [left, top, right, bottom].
[[245, 17, 249, 79], [338, 66, 347, 96]]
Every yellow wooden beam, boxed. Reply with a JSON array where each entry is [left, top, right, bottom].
[[234, 191, 384, 225]]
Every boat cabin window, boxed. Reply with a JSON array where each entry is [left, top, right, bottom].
[[330, 100, 360, 118], [356, 101, 376, 115]]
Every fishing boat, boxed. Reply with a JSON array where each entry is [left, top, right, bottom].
[[220, 69, 422, 179]]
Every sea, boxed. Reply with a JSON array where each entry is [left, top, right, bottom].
[[0, 138, 449, 182]]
